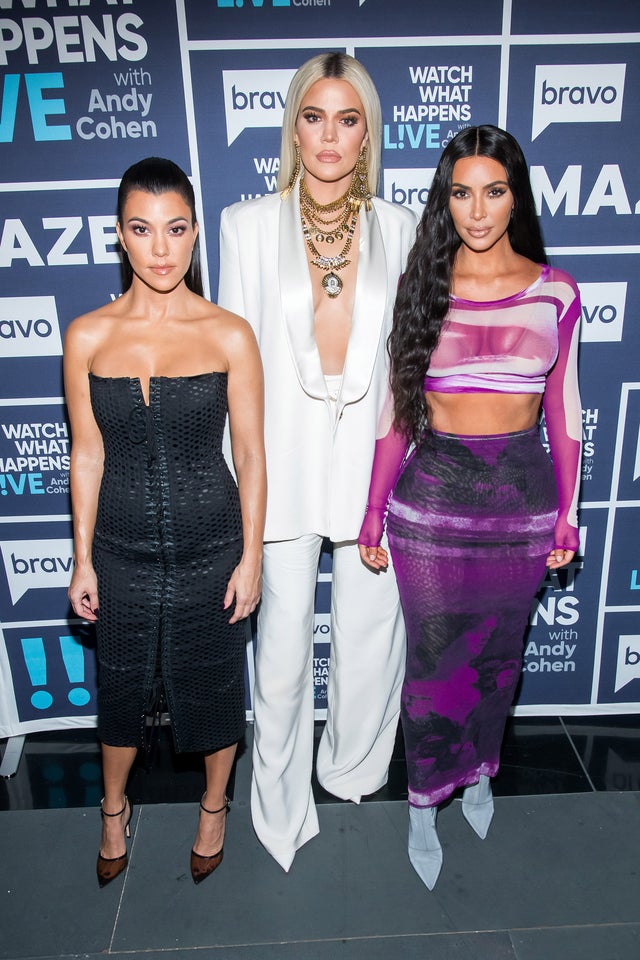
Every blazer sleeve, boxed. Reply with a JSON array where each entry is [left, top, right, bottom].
[[218, 206, 248, 321]]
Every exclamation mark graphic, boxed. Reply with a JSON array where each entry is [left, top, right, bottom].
[[59, 635, 91, 706], [21, 637, 53, 709], [0, 476, 7, 496]]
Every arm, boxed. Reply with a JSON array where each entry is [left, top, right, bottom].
[[357, 390, 410, 570], [64, 319, 103, 621], [542, 276, 582, 567], [224, 317, 267, 623]]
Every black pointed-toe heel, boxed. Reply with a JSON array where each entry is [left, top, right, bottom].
[[190, 795, 231, 885], [97, 796, 132, 888]]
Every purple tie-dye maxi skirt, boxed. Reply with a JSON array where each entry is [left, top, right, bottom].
[[387, 426, 557, 808]]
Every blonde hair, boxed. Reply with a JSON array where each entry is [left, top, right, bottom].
[[277, 52, 382, 196]]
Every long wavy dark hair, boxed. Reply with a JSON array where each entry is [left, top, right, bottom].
[[117, 157, 203, 296], [389, 125, 548, 444]]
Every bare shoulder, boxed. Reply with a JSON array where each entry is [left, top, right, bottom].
[[215, 305, 254, 339], [191, 295, 255, 341], [184, 295, 258, 371], [217, 309, 259, 365], [64, 298, 122, 351]]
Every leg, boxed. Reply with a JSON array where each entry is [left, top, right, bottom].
[[316, 536, 405, 802], [192, 743, 238, 858], [100, 743, 137, 859], [190, 743, 238, 883], [251, 535, 323, 871]]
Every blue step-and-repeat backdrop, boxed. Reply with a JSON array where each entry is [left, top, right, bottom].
[[1, 0, 639, 738]]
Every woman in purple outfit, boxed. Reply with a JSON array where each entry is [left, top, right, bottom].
[[358, 125, 582, 890]]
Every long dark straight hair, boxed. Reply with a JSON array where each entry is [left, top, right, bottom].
[[388, 125, 548, 444], [117, 157, 203, 296]]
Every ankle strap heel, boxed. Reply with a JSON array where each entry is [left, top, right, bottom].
[[97, 796, 133, 888], [190, 794, 231, 884]]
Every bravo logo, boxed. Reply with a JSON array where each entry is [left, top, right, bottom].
[[384, 167, 436, 215], [0, 296, 62, 358], [615, 635, 640, 693], [578, 282, 626, 343], [1, 538, 73, 605], [222, 68, 295, 146], [532, 63, 626, 141]]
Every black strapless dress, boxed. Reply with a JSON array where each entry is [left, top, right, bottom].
[[88, 372, 245, 753]]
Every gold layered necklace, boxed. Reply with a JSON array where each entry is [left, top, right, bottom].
[[299, 177, 358, 299]]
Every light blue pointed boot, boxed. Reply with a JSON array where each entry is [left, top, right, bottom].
[[461, 775, 494, 839], [408, 804, 442, 890]]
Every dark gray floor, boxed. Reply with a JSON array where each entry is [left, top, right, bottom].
[[1, 724, 639, 960]]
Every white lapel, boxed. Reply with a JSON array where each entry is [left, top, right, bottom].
[[339, 201, 388, 409], [278, 181, 326, 400]]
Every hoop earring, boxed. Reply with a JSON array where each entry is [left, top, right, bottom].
[[348, 145, 372, 213], [280, 144, 301, 200]]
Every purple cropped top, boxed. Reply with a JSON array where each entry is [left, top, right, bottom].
[[425, 265, 571, 394]]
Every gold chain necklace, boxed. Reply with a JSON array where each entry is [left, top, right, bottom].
[[300, 179, 350, 244], [299, 179, 358, 298]]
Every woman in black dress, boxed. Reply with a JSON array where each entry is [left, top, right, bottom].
[[65, 158, 265, 886]]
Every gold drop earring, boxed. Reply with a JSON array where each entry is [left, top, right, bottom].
[[348, 144, 372, 212], [281, 143, 301, 200]]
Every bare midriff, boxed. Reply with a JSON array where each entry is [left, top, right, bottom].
[[425, 390, 542, 435]]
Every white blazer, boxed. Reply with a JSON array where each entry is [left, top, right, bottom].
[[218, 182, 417, 542]]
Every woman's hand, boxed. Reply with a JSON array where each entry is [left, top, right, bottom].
[[358, 543, 389, 571], [224, 556, 262, 623], [546, 548, 575, 570], [68, 564, 99, 621]]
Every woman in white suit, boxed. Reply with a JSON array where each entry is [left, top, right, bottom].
[[218, 52, 416, 872]]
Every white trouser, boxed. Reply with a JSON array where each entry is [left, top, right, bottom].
[[250, 533, 405, 871]]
